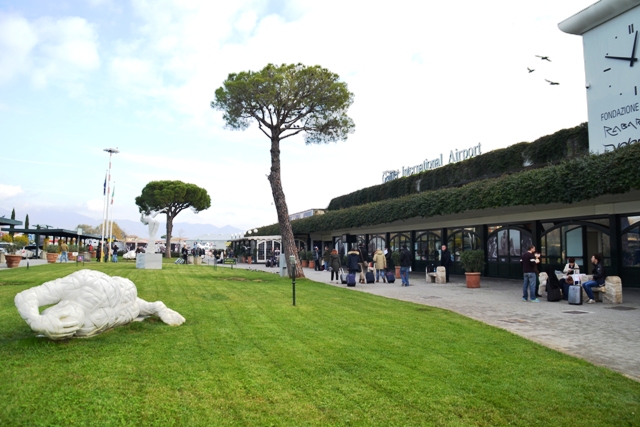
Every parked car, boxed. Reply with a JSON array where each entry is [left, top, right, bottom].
[[24, 245, 43, 258]]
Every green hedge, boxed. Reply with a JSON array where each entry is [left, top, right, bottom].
[[327, 123, 589, 211], [257, 141, 640, 235]]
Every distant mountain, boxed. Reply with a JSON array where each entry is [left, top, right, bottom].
[[0, 207, 242, 239]]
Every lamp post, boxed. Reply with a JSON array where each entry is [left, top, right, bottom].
[[290, 254, 296, 306]]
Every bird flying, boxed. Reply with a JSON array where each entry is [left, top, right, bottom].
[[545, 79, 559, 85], [536, 55, 551, 61], [527, 67, 535, 73]]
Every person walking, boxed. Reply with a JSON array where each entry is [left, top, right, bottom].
[[440, 244, 452, 282], [59, 241, 69, 263], [521, 245, 540, 302], [357, 244, 368, 283], [96, 243, 102, 262], [399, 245, 412, 286], [384, 246, 395, 276], [181, 244, 189, 264], [373, 247, 387, 283], [329, 249, 342, 284], [322, 246, 331, 272], [313, 246, 321, 271], [347, 246, 361, 277], [583, 253, 606, 304], [112, 243, 118, 263]]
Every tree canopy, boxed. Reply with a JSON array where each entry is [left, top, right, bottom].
[[213, 63, 354, 145], [212, 63, 354, 277], [135, 181, 211, 257]]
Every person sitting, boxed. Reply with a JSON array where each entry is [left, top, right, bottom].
[[563, 257, 580, 277], [558, 275, 574, 301], [582, 253, 606, 304]]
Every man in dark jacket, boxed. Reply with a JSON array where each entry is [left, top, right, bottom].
[[399, 245, 412, 286], [347, 248, 361, 275], [583, 253, 606, 304], [440, 244, 452, 282], [521, 245, 540, 302]]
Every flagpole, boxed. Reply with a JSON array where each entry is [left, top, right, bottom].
[[99, 169, 108, 258], [109, 183, 116, 260], [101, 148, 119, 262]]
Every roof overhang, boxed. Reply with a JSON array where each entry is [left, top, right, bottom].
[[559, 0, 640, 35]]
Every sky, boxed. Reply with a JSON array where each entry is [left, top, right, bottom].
[[0, 0, 596, 233]]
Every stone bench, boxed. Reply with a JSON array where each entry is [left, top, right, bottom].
[[539, 272, 622, 304], [426, 266, 446, 284]]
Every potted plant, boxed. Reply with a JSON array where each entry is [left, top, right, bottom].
[[391, 251, 401, 278], [45, 244, 59, 263], [4, 244, 23, 268], [300, 250, 309, 268], [460, 249, 485, 288], [308, 250, 316, 269]]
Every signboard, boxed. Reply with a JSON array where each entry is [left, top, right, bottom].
[[381, 143, 482, 183]]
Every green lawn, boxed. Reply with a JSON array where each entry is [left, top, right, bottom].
[[1, 263, 639, 426]]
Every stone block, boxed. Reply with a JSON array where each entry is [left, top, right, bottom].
[[436, 266, 447, 284], [538, 272, 548, 294], [136, 253, 163, 270], [603, 276, 623, 304]]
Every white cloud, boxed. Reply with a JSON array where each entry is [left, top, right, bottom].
[[0, 13, 100, 89], [0, 184, 24, 199], [0, 14, 38, 84]]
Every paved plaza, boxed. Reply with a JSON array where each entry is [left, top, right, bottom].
[[3, 258, 639, 381]]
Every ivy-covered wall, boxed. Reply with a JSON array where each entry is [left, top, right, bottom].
[[327, 123, 589, 211], [257, 141, 640, 236]]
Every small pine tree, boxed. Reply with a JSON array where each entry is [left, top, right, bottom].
[[9, 208, 15, 238]]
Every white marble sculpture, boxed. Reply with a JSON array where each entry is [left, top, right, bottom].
[[14, 269, 185, 340], [140, 210, 160, 253]]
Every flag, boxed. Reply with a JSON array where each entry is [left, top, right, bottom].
[[111, 185, 115, 205], [103, 173, 107, 195]]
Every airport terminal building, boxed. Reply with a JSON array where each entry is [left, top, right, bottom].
[[255, 124, 640, 287]]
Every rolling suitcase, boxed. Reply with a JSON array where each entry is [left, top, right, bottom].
[[386, 271, 396, 283], [346, 273, 356, 287], [568, 284, 583, 305], [340, 269, 347, 284], [365, 271, 375, 283], [547, 287, 562, 302]]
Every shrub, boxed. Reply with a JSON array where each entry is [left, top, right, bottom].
[[460, 250, 485, 273]]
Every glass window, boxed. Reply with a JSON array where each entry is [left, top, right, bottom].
[[389, 233, 410, 252], [565, 226, 583, 259], [414, 231, 441, 261], [497, 229, 508, 256], [368, 235, 386, 258], [621, 227, 640, 266], [510, 229, 521, 256], [448, 229, 481, 262], [625, 216, 640, 227], [544, 228, 561, 264]]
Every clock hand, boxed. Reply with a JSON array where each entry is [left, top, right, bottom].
[[631, 31, 638, 67], [605, 55, 639, 62]]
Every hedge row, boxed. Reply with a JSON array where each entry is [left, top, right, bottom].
[[327, 123, 589, 211], [257, 141, 640, 236]]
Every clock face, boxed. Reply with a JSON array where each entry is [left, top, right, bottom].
[[583, 6, 640, 154]]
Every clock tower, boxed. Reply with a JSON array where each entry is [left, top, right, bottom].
[[560, 0, 640, 154]]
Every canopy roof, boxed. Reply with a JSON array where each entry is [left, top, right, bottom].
[[0, 218, 22, 227], [0, 228, 102, 241]]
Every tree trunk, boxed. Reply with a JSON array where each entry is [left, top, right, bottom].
[[268, 134, 304, 278], [165, 212, 173, 258]]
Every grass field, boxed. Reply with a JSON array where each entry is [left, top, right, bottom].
[[1, 262, 639, 426]]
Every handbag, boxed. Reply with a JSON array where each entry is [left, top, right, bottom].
[[357, 264, 362, 272]]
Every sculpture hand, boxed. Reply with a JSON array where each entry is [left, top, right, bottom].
[[33, 301, 84, 339]]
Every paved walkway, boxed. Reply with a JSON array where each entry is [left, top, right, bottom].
[[229, 262, 640, 382], [3, 258, 639, 381]]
